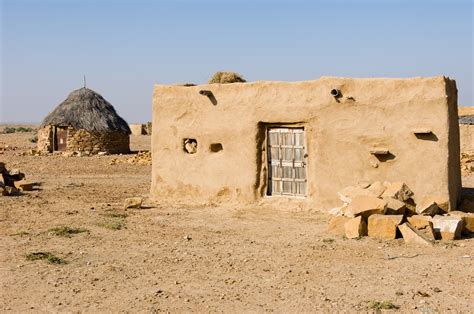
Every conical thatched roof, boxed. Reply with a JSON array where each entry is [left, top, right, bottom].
[[41, 88, 131, 134]]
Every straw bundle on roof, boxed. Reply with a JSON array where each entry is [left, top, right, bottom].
[[208, 71, 246, 84]]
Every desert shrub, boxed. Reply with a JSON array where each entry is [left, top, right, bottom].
[[16, 127, 35, 132], [3, 127, 16, 134], [26, 252, 67, 264], [2, 127, 35, 134], [48, 226, 88, 237], [29, 135, 38, 143], [208, 71, 246, 84]]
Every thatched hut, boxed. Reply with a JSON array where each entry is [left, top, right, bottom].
[[38, 87, 131, 154]]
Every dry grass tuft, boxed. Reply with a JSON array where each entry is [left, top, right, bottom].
[[366, 300, 399, 310]]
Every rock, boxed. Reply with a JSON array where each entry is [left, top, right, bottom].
[[344, 216, 367, 239], [431, 215, 463, 240], [446, 211, 474, 234], [15, 180, 34, 191], [381, 182, 414, 202], [416, 196, 440, 216], [338, 182, 386, 203], [407, 215, 436, 241], [337, 186, 368, 203], [367, 214, 403, 240], [3, 186, 19, 196], [123, 197, 143, 209], [328, 216, 351, 236], [383, 197, 406, 215], [344, 195, 387, 219], [398, 223, 434, 246], [365, 181, 386, 198]]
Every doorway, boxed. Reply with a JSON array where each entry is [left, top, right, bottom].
[[55, 127, 68, 151], [267, 127, 307, 197]]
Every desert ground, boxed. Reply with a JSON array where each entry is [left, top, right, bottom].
[[1, 127, 473, 312]]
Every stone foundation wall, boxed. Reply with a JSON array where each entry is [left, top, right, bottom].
[[37, 126, 130, 154], [67, 128, 130, 154], [37, 126, 53, 152]]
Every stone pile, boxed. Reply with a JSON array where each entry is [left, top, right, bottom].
[[327, 181, 473, 245], [110, 151, 152, 165], [0, 162, 36, 196]]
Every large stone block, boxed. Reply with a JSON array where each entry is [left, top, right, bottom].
[[344, 195, 387, 219], [416, 196, 440, 216], [431, 215, 463, 240], [344, 216, 367, 239], [447, 211, 474, 234], [407, 215, 436, 241], [398, 223, 434, 246], [383, 197, 406, 215], [328, 216, 351, 236], [368, 214, 403, 240]]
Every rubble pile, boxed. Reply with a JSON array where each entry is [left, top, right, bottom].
[[110, 151, 152, 165], [0, 162, 37, 196], [460, 152, 474, 175], [0, 144, 18, 154], [327, 181, 473, 245]]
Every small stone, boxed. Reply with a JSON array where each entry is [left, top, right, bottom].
[[367, 214, 403, 240], [431, 215, 463, 240], [383, 197, 406, 215], [123, 197, 143, 209], [398, 223, 434, 246], [381, 182, 414, 202], [328, 216, 351, 236], [344, 216, 367, 239], [407, 215, 436, 241], [344, 195, 386, 219], [416, 196, 440, 216], [447, 211, 474, 234]]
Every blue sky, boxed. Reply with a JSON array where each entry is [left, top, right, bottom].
[[1, 0, 473, 123]]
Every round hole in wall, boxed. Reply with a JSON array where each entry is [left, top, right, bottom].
[[330, 89, 340, 97], [209, 143, 223, 152], [183, 138, 197, 154]]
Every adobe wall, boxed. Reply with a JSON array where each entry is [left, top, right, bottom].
[[460, 124, 474, 153], [129, 124, 145, 135], [151, 76, 461, 210], [37, 126, 130, 154]]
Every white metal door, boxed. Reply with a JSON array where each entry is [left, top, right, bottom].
[[267, 128, 307, 197]]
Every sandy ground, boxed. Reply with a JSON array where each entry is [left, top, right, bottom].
[[1, 128, 473, 312]]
